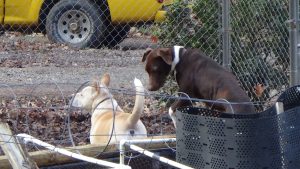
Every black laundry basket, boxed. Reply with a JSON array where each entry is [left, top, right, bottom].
[[176, 85, 300, 169]]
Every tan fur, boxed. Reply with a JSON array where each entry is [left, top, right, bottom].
[[72, 73, 147, 144]]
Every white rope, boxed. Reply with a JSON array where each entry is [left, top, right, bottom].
[[17, 134, 131, 169]]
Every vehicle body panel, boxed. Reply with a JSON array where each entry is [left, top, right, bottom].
[[1, 0, 172, 26], [108, 0, 173, 23], [3, 0, 43, 25], [107, 0, 166, 23], [0, 0, 4, 23]]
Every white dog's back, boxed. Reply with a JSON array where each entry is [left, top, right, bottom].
[[72, 74, 147, 144]]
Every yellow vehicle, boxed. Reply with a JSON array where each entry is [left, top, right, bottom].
[[0, 0, 172, 48]]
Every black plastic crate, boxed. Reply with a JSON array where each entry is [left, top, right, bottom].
[[176, 85, 300, 169]]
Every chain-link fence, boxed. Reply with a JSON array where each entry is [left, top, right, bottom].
[[0, 0, 173, 49], [147, 0, 293, 111], [153, 0, 295, 111], [0, 82, 175, 153], [230, 0, 290, 111], [1, 0, 298, 109], [1, 1, 300, 167], [0, 82, 176, 168], [1, 1, 298, 112]]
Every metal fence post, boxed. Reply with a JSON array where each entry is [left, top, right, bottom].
[[222, 0, 231, 70], [289, 0, 300, 86]]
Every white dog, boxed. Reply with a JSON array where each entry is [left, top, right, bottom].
[[72, 74, 147, 144]]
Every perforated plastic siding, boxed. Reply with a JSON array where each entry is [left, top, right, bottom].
[[176, 85, 300, 169]]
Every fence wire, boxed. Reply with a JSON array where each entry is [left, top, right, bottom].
[[154, 0, 291, 111], [0, 0, 297, 167], [0, 0, 299, 168], [0, 0, 299, 123], [0, 0, 294, 87], [0, 81, 286, 169], [0, 0, 294, 126], [230, 0, 290, 111], [0, 82, 176, 155]]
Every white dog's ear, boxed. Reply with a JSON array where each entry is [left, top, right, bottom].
[[101, 73, 110, 87], [91, 80, 100, 93]]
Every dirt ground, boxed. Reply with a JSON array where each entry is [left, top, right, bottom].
[[0, 31, 156, 88], [0, 31, 174, 155]]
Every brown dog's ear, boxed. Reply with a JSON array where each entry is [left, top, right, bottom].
[[157, 48, 172, 65], [101, 73, 110, 87], [142, 48, 152, 62]]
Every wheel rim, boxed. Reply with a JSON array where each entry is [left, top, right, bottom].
[[58, 10, 91, 44]]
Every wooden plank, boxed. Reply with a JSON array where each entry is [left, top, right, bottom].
[[0, 134, 175, 168], [0, 123, 38, 169]]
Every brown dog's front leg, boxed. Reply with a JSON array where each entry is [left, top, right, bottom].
[[169, 99, 192, 128]]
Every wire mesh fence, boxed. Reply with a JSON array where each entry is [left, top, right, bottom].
[[0, 0, 299, 167], [151, 0, 292, 111], [1, 0, 173, 49], [0, 82, 175, 155], [0, 0, 295, 83], [0, 0, 296, 125], [230, 0, 290, 111]]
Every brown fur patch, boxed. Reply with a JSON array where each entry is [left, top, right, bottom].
[[157, 48, 173, 65]]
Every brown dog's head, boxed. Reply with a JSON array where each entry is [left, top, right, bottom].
[[142, 48, 173, 91]]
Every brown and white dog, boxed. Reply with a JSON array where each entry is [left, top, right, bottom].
[[72, 74, 147, 144], [142, 46, 255, 127]]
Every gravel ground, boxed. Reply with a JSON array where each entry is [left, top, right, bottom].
[[0, 31, 157, 90], [0, 31, 175, 156]]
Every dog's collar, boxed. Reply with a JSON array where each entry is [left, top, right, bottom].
[[171, 46, 184, 72], [92, 97, 112, 112]]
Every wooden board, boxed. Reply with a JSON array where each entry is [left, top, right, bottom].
[[0, 123, 38, 169], [0, 135, 175, 168]]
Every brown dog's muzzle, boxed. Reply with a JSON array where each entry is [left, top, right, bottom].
[[147, 81, 157, 91], [148, 85, 159, 91], [147, 77, 164, 91]]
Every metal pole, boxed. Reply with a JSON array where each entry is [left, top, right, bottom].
[[120, 140, 126, 165], [119, 138, 176, 165], [119, 138, 192, 169], [222, 0, 231, 70], [128, 144, 193, 169], [289, 0, 300, 86]]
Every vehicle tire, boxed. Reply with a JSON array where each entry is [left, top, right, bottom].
[[46, 0, 106, 48], [103, 24, 130, 47], [0, 26, 4, 36], [38, 0, 56, 33]]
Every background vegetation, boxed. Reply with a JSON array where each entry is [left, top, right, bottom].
[[152, 0, 289, 111]]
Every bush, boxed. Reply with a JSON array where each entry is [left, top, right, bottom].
[[154, 0, 289, 110], [155, 0, 220, 59]]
